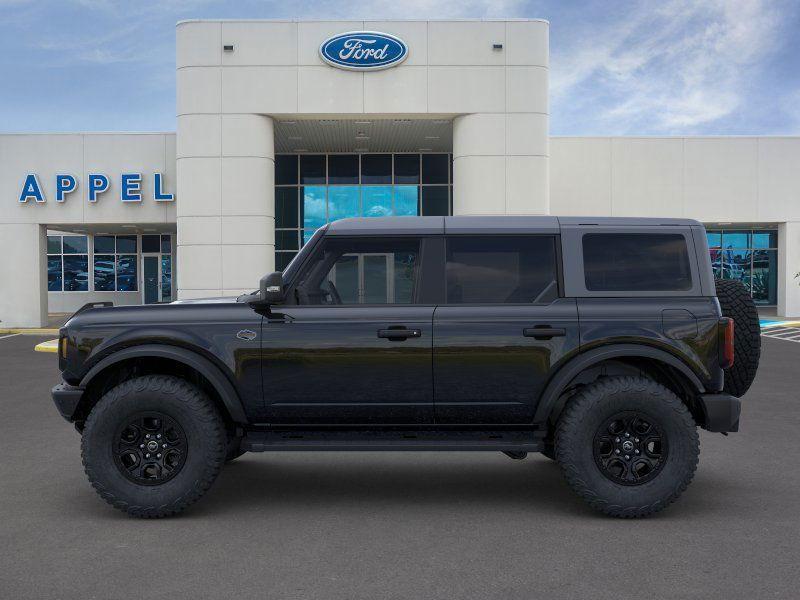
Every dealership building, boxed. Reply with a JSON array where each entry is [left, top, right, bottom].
[[1, 18, 799, 327]]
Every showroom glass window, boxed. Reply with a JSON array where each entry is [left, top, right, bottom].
[[274, 153, 453, 271], [94, 235, 138, 292], [47, 235, 88, 292], [707, 229, 777, 305]]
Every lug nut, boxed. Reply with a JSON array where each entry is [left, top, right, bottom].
[[145, 434, 150, 439], [145, 453, 150, 458], [615, 437, 620, 443], [625, 433, 630, 438], [157, 453, 161, 458], [157, 434, 161, 439], [635, 449, 640, 454], [615, 449, 620, 454], [162, 444, 167, 448], [624, 455, 630, 460], [634, 438, 640, 442], [139, 444, 144, 449]]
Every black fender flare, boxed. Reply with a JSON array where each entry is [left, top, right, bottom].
[[533, 344, 706, 425], [79, 344, 248, 423]]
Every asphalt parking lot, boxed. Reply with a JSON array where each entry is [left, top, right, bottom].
[[1, 333, 799, 599]]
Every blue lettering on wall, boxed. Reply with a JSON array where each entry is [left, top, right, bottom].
[[55, 174, 77, 202], [153, 173, 174, 202], [19, 174, 45, 203], [87, 174, 110, 203], [18, 173, 174, 205], [320, 31, 408, 71], [121, 173, 142, 202]]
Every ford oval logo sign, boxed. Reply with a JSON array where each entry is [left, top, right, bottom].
[[319, 31, 408, 71]]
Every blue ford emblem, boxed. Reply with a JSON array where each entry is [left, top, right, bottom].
[[320, 31, 408, 71]]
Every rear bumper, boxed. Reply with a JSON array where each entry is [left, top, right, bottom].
[[699, 393, 741, 432], [51, 383, 84, 421]]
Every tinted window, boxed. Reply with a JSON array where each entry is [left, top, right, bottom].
[[275, 155, 298, 185], [446, 236, 558, 304], [361, 154, 391, 184], [328, 155, 358, 184], [141, 234, 160, 253], [300, 155, 325, 184], [94, 235, 115, 253], [296, 237, 420, 305], [583, 233, 692, 292], [422, 154, 448, 184]]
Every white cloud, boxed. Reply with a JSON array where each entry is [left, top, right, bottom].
[[551, 0, 791, 133]]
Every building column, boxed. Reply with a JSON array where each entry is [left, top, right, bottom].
[[778, 221, 800, 318], [177, 114, 275, 299], [452, 113, 549, 216], [0, 224, 46, 328]]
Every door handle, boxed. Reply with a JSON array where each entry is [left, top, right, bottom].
[[523, 327, 566, 339], [377, 328, 422, 341]]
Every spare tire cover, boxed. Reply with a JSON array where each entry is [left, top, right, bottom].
[[715, 278, 761, 397]]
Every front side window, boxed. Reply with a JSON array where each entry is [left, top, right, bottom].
[[583, 233, 692, 292], [445, 236, 558, 304], [296, 237, 420, 305]]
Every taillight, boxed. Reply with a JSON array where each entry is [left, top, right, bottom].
[[719, 317, 734, 369]]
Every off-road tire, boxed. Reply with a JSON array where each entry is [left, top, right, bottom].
[[555, 376, 699, 518], [81, 375, 226, 518], [715, 278, 761, 397]]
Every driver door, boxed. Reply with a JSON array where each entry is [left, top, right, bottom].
[[262, 236, 435, 425]]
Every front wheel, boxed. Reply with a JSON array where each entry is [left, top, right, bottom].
[[81, 375, 227, 518], [555, 376, 699, 518]]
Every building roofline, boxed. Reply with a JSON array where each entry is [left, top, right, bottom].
[[176, 18, 549, 26], [0, 131, 175, 136]]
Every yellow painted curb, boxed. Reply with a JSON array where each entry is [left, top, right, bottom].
[[34, 339, 59, 353], [0, 328, 60, 335]]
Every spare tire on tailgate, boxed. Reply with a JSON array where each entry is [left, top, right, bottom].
[[715, 279, 761, 397]]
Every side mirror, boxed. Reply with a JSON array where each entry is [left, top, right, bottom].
[[258, 271, 284, 305]]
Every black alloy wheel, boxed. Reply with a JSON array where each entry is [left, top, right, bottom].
[[114, 412, 187, 485], [593, 411, 667, 485]]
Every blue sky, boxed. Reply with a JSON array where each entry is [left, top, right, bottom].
[[0, 0, 798, 135]]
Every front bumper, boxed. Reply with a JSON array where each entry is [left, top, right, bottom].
[[699, 393, 741, 432], [52, 383, 84, 421]]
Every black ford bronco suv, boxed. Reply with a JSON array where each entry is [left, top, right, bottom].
[[51, 216, 761, 518]]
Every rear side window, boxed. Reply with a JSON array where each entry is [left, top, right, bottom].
[[445, 236, 558, 304], [583, 233, 692, 291]]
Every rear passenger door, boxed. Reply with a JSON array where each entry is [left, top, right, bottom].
[[433, 235, 580, 424]]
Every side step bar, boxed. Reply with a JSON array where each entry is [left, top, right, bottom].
[[241, 429, 545, 452]]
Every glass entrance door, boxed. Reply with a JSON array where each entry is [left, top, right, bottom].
[[142, 255, 160, 304]]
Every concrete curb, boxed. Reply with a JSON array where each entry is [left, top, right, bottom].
[[0, 328, 60, 335], [34, 339, 59, 353]]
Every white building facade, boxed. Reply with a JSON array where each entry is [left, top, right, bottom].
[[1, 19, 799, 327]]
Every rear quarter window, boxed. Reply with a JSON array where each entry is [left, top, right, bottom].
[[582, 233, 692, 292]]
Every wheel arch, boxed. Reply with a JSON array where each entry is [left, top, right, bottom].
[[535, 344, 707, 428], [76, 344, 248, 427]]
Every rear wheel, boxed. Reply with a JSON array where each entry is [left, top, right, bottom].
[[555, 376, 699, 518], [81, 375, 226, 518], [715, 278, 761, 397]]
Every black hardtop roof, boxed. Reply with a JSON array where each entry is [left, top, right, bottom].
[[326, 216, 702, 235]]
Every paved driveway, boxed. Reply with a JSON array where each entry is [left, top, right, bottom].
[[1, 333, 798, 599]]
